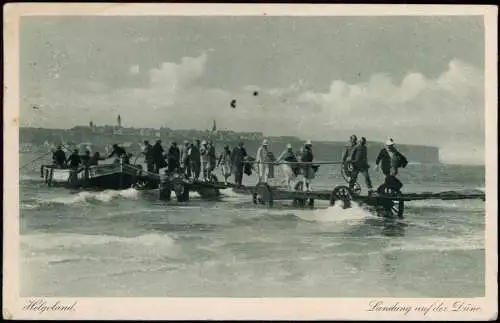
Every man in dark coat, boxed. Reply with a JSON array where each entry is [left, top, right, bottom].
[[107, 144, 127, 163], [375, 138, 408, 190], [181, 141, 191, 178], [300, 140, 314, 192], [66, 149, 82, 186], [52, 145, 67, 168], [151, 140, 166, 173], [80, 149, 92, 181], [206, 140, 217, 180], [143, 140, 154, 172], [230, 141, 248, 186], [349, 137, 373, 194], [167, 142, 181, 174], [189, 139, 201, 180], [66, 149, 82, 169]]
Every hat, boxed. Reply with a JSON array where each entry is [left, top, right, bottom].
[[184, 140, 189, 144], [386, 138, 395, 146], [305, 140, 312, 146], [201, 140, 207, 145], [262, 139, 269, 146], [286, 143, 292, 149]]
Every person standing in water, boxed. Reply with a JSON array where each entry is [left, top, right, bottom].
[[277, 143, 299, 189], [217, 144, 232, 185], [231, 141, 248, 186], [300, 140, 315, 192], [66, 149, 82, 169], [66, 149, 82, 186], [166, 141, 181, 174], [151, 140, 166, 173], [189, 139, 201, 180], [52, 145, 67, 168], [199, 140, 209, 181], [142, 140, 154, 173], [206, 140, 217, 181], [255, 139, 272, 184], [181, 140, 191, 179], [349, 137, 373, 194], [375, 138, 408, 190]]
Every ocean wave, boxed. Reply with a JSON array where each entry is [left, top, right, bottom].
[[220, 188, 247, 198], [385, 233, 484, 253], [20, 174, 44, 182], [22, 232, 176, 250], [406, 199, 485, 211], [27, 188, 140, 206], [293, 202, 374, 223], [189, 191, 201, 198]]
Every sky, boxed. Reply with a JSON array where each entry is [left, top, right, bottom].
[[19, 16, 485, 164]]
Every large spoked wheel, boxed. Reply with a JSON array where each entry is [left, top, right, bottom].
[[173, 180, 190, 202], [330, 185, 352, 209], [253, 182, 273, 207], [341, 162, 353, 183], [378, 185, 404, 219]]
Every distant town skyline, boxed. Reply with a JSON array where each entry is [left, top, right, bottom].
[[20, 16, 485, 164]]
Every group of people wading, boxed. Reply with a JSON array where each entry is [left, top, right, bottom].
[[50, 134, 408, 194]]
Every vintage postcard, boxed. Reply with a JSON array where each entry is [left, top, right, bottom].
[[3, 3, 498, 320]]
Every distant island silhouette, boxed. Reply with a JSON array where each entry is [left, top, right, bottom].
[[20, 123, 440, 164]]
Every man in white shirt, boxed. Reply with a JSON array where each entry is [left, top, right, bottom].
[[255, 139, 271, 184]]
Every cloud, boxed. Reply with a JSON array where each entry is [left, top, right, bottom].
[[22, 54, 485, 164], [128, 65, 140, 75], [292, 59, 485, 163]]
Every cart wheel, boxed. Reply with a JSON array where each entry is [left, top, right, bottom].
[[341, 162, 353, 183], [330, 185, 352, 209], [378, 185, 404, 219]]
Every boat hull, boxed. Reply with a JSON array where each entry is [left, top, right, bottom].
[[41, 163, 143, 190]]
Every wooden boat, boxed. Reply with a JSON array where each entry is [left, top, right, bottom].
[[40, 162, 147, 190]]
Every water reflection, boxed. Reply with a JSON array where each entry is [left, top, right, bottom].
[[381, 219, 407, 237]]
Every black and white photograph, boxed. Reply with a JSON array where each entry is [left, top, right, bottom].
[[3, 3, 497, 321]]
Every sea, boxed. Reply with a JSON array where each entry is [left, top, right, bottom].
[[19, 152, 486, 297]]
